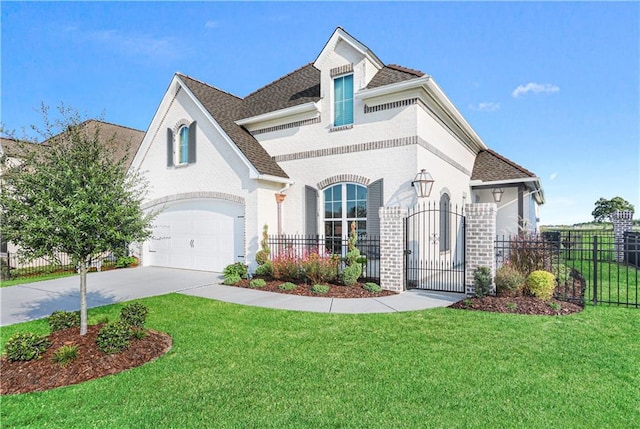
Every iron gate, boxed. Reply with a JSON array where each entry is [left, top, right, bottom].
[[405, 202, 466, 292]]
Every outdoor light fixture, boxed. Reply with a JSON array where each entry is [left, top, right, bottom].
[[411, 169, 435, 198], [492, 188, 504, 203]]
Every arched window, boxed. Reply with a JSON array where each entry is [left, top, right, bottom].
[[324, 183, 366, 254], [439, 193, 451, 252], [179, 125, 189, 164]]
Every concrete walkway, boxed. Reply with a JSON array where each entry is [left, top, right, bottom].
[[1, 267, 464, 326]]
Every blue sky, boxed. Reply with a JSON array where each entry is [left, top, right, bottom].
[[1, 1, 638, 225]]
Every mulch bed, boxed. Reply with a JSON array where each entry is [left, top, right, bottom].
[[233, 278, 397, 298], [0, 325, 172, 395], [448, 295, 583, 315]]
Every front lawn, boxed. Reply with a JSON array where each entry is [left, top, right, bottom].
[[1, 294, 638, 428]]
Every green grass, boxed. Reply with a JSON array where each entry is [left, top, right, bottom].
[[2, 294, 639, 428], [565, 260, 639, 306], [0, 272, 77, 288]]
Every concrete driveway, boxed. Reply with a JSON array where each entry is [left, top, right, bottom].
[[1, 267, 220, 326]]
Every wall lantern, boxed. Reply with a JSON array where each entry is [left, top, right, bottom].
[[411, 169, 435, 198], [491, 188, 504, 203]]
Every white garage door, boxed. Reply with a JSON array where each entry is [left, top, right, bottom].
[[145, 199, 244, 272]]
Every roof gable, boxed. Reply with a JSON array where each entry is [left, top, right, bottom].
[[471, 149, 537, 182], [177, 74, 289, 179], [313, 27, 384, 70]]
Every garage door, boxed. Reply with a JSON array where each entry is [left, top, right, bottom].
[[144, 199, 244, 272]]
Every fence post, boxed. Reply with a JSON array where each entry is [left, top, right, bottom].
[[592, 235, 598, 305]]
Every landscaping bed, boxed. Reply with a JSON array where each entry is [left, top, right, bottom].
[[233, 278, 397, 298], [449, 295, 583, 315], [0, 324, 172, 395]]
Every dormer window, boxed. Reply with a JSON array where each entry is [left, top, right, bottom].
[[334, 74, 354, 126]]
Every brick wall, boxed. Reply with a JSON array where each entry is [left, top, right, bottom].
[[465, 203, 497, 295], [379, 206, 407, 292]]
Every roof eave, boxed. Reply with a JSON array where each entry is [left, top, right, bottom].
[[470, 178, 545, 204], [236, 101, 320, 127]]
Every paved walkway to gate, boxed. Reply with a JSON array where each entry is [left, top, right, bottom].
[[0, 267, 465, 326]]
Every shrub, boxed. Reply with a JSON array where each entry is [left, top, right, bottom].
[[131, 327, 148, 340], [494, 264, 526, 297], [526, 270, 556, 302], [552, 261, 572, 286], [272, 252, 302, 281], [250, 278, 267, 289], [120, 302, 149, 328], [223, 274, 241, 285], [48, 310, 80, 333], [507, 234, 555, 275], [311, 284, 330, 294], [341, 263, 362, 287], [254, 261, 273, 277], [301, 251, 339, 284], [5, 332, 52, 362], [255, 224, 271, 265], [115, 256, 137, 268], [222, 262, 247, 279], [278, 282, 297, 291], [51, 344, 79, 366], [473, 266, 493, 297], [96, 321, 132, 354], [341, 222, 362, 286], [364, 282, 382, 293]]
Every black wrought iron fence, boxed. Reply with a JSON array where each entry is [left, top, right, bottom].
[[0, 251, 76, 281], [495, 231, 639, 307], [266, 234, 380, 282]]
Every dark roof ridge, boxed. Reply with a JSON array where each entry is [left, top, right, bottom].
[[176, 73, 244, 101], [386, 64, 425, 77], [79, 119, 144, 133], [485, 148, 536, 178], [244, 62, 316, 99]]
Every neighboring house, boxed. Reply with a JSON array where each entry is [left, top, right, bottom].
[[0, 121, 145, 261], [131, 27, 544, 274]]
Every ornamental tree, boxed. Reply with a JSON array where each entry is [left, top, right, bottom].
[[0, 105, 154, 335], [591, 197, 635, 223]]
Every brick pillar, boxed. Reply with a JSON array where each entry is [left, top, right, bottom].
[[465, 203, 497, 296], [612, 210, 634, 262], [379, 206, 407, 292]]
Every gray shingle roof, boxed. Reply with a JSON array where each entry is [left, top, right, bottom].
[[239, 63, 321, 120], [471, 149, 537, 182], [2, 121, 144, 170], [366, 64, 425, 89], [178, 74, 289, 179]]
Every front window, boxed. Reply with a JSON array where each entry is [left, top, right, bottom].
[[324, 183, 366, 254], [334, 74, 354, 127], [179, 125, 189, 164]]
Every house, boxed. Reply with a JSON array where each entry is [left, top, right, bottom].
[[131, 27, 544, 276]]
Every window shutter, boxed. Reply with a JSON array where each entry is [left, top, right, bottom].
[[305, 186, 318, 236], [166, 128, 174, 167], [188, 121, 197, 164], [366, 179, 383, 237]]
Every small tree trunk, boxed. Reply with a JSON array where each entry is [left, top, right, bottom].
[[79, 262, 88, 335]]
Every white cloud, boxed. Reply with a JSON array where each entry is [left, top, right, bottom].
[[88, 29, 182, 62], [550, 172, 558, 180], [204, 20, 219, 29], [512, 82, 560, 98], [469, 102, 500, 112]]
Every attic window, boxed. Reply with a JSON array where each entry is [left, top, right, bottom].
[[167, 121, 197, 167], [334, 74, 354, 127]]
